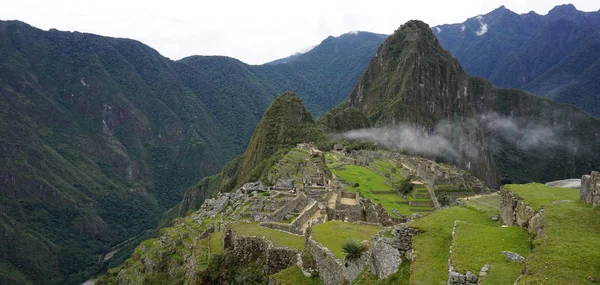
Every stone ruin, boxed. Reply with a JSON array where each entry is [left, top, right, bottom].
[[581, 171, 600, 206], [305, 225, 418, 285]]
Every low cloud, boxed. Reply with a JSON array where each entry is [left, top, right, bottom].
[[341, 113, 570, 160], [475, 15, 488, 36]]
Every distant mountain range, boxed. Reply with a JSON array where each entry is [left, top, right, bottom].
[[2, 3, 600, 284], [433, 4, 600, 117], [0, 21, 383, 285]]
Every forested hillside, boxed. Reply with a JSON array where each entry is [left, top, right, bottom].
[[0, 20, 383, 285], [433, 4, 600, 117]]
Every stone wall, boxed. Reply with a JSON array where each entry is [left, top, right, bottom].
[[225, 227, 300, 275], [259, 221, 302, 235], [500, 189, 543, 235], [292, 201, 320, 229], [581, 171, 600, 206], [271, 194, 307, 221], [307, 238, 345, 285], [265, 247, 299, 274]]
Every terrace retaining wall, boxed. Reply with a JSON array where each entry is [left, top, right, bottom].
[[500, 189, 543, 236]]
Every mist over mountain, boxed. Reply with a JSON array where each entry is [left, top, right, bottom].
[[432, 4, 600, 117], [322, 20, 600, 187]]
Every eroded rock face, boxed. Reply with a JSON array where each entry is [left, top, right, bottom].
[[581, 171, 600, 206]]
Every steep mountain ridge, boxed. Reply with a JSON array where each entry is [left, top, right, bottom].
[[0, 20, 382, 285], [433, 4, 600, 117], [324, 20, 600, 185]]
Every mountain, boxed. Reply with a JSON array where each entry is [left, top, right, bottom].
[[322, 20, 600, 186], [0, 21, 382, 285], [432, 4, 600, 117]]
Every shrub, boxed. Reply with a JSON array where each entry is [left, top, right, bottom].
[[341, 239, 368, 259], [394, 176, 415, 195]]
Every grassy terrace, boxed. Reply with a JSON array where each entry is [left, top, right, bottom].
[[453, 222, 530, 285], [503, 183, 600, 284], [229, 222, 304, 250], [409, 207, 497, 284], [270, 266, 324, 285], [312, 220, 382, 259], [504, 183, 579, 210], [462, 194, 501, 214], [325, 153, 413, 215]]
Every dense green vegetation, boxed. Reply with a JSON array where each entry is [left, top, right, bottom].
[[434, 4, 600, 117], [232, 92, 327, 190], [0, 20, 383, 284], [341, 239, 369, 259]]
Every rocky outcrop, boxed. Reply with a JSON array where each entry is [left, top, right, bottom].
[[581, 171, 600, 206]]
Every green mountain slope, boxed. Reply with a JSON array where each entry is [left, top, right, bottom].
[[0, 21, 382, 284], [324, 20, 600, 185], [433, 4, 600, 117]]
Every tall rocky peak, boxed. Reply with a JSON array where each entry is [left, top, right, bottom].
[[346, 20, 496, 186], [234, 91, 322, 189], [348, 20, 470, 123], [331, 19, 600, 187]]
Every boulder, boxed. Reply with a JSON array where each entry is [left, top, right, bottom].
[[241, 181, 267, 194], [502, 251, 525, 262]]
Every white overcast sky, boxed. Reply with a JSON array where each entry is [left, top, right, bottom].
[[1, 0, 598, 64]]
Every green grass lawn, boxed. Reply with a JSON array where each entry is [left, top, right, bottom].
[[312, 220, 382, 259], [518, 201, 600, 284], [409, 207, 498, 285], [503, 183, 579, 210], [452, 222, 530, 285], [229, 222, 304, 250], [462, 194, 501, 214], [270, 266, 324, 285], [325, 157, 412, 215]]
